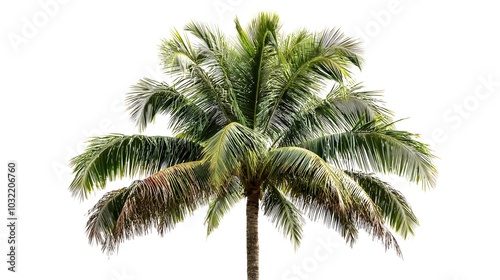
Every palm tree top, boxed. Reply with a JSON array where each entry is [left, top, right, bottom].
[[69, 12, 437, 280]]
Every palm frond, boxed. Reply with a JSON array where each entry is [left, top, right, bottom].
[[184, 21, 247, 125], [262, 185, 304, 249], [86, 186, 133, 252], [262, 147, 353, 241], [233, 13, 281, 129], [203, 122, 267, 185], [287, 187, 359, 244], [301, 119, 437, 189], [205, 176, 243, 236], [264, 147, 352, 207], [69, 134, 202, 200], [160, 29, 235, 125], [86, 161, 213, 253], [317, 28, 363, 70], [276, 83, 392, 147], [264, 147, 402, 255], [348, 171, 419, 238], [126, 78, 220, 140], [284, 179, 402, 256], [262, 29, 363, 139], [264, 146, 383, 219], [326, 83, 392, 120]]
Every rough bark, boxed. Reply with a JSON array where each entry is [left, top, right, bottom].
[[246, 187, 260, 280]]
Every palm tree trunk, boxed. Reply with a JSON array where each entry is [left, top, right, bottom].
[[246, 188, 260, 280]]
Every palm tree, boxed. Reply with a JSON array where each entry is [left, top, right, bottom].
[[69, 12, 437, 280]]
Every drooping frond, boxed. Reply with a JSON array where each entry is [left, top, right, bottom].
[[262, 185, 304, 249], [347, 171, 419, 238], [205, 176, 243, 235], [286, 180, 359, 244], [301, 119, 437, 189], [86, 186, 132, 251], [69, 134, 202, 200], [281, 177, 402, 255], [265, 147, 372, 208], [264, 147, 386, 223], [262, 148, 353, 241], [288, 185, 402, 256], [203, 122, 268, 185], [115, 161, 212, 237], [264, 147, 344, 205], [86, 161, 213, 253], [264, 147, 402, 255]]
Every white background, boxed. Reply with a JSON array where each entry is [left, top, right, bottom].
[[1, 0, 499, 279]]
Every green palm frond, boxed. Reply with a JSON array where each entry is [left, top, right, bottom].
[[160, 29, 235, 125], [301, 119, 437, 189], [262, 185, 304, 249], [184, 21, 247, 125], [264, 147, 404, 254], [262, 29, 363, 138], [69, 134, 202, 200], [126, 78, 222, 140], [264, 147, 345, 205], [184, 21, 225, 53], [203, 122, 268, 185], [86, 161, 212, 253], [205, 176, 243, 236], [326, 83, 392, 120], [265, 147, 383, 220], [263, 147, 354, 241], [348, 171, 419, 238], [276, 83, 392, 147], [126, 78, 199, 131], [265, 147, 377, 206], [232, 13, 281, 129], [317, 28, 363, 70]]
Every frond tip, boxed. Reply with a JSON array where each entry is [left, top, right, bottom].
[[348, 171, 419, 238], [262, 185, 304, 249], [205, 177, 243, 236]]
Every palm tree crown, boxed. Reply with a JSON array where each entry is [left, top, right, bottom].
[[69, 12, 437, 280]]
